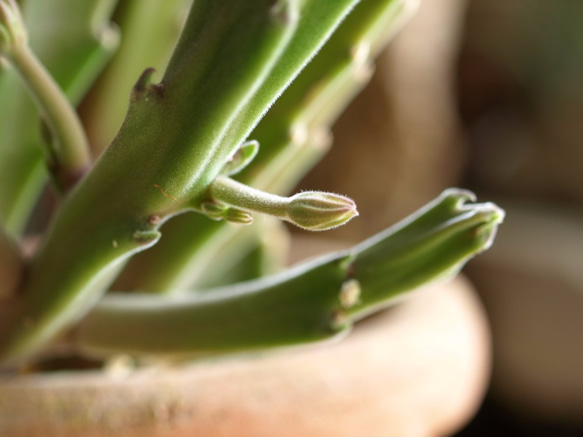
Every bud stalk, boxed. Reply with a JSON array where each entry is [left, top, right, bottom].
[[208, 176, 358, 231]]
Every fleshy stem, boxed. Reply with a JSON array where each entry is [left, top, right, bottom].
[[0, 0, 91, 192], [118, 0, 414, 292], [75, 189, 504, 358], [209, 175, 358, 231], [0, 0, 300, 366]]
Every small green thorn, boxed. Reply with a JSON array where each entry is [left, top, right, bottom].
[[131, 67, 163, 101], [443, 188, 478, 208], [222, 140, 260, 176]]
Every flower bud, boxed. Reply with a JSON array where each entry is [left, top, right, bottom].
[[286, 192, 358, 231], [201, 201, 228, 221]]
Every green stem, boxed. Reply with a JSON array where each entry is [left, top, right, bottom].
[[75, 190, 504, 358], [0, 0, 299, 366], [209, 176, 290, 218], [346, 191, 504, 320], [0, 0, 119, 234], [78, 252, 353, 358], [117, 0, 414, 293], [83, 0, 187, 152], [7, 43, 91, 192]]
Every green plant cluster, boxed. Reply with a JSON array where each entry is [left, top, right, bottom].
[[0, 0, 503, 368]]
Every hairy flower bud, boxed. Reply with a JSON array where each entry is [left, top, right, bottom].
[[286, 192, 358, 231]]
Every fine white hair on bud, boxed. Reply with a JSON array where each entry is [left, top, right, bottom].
[[285, 191, 358, 231]]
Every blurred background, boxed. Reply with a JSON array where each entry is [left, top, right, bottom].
[[297, 0, 583, 435]]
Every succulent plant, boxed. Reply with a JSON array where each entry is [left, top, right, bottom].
[[0, 0, 503, 369]]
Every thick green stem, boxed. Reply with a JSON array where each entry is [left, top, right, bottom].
[[83, 0, 188, 152], [117, 0, 414, 293], [76, 190, 504, 358], [346, 191, 504, 319], [78, 252, 353, 358], [0, 0, 299, 366]]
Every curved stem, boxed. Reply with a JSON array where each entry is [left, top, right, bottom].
[[209, 176, 290, 218], [8, 43, 91, 192], [76, 190, 504, 359], [0, 0, 299, 366]]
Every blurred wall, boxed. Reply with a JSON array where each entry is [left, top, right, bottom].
[[458, 0, 583, 428]]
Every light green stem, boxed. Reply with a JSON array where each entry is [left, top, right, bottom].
[[8, 43, 91, 191], [84, 0, 187, 152], [210, 176, 290, 218], [0, 0, 119, 234], [0, 0, 299, 366], [117, 0, 412, 293]]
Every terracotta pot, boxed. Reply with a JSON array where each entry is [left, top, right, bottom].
[[0, 276, 489, 437]]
